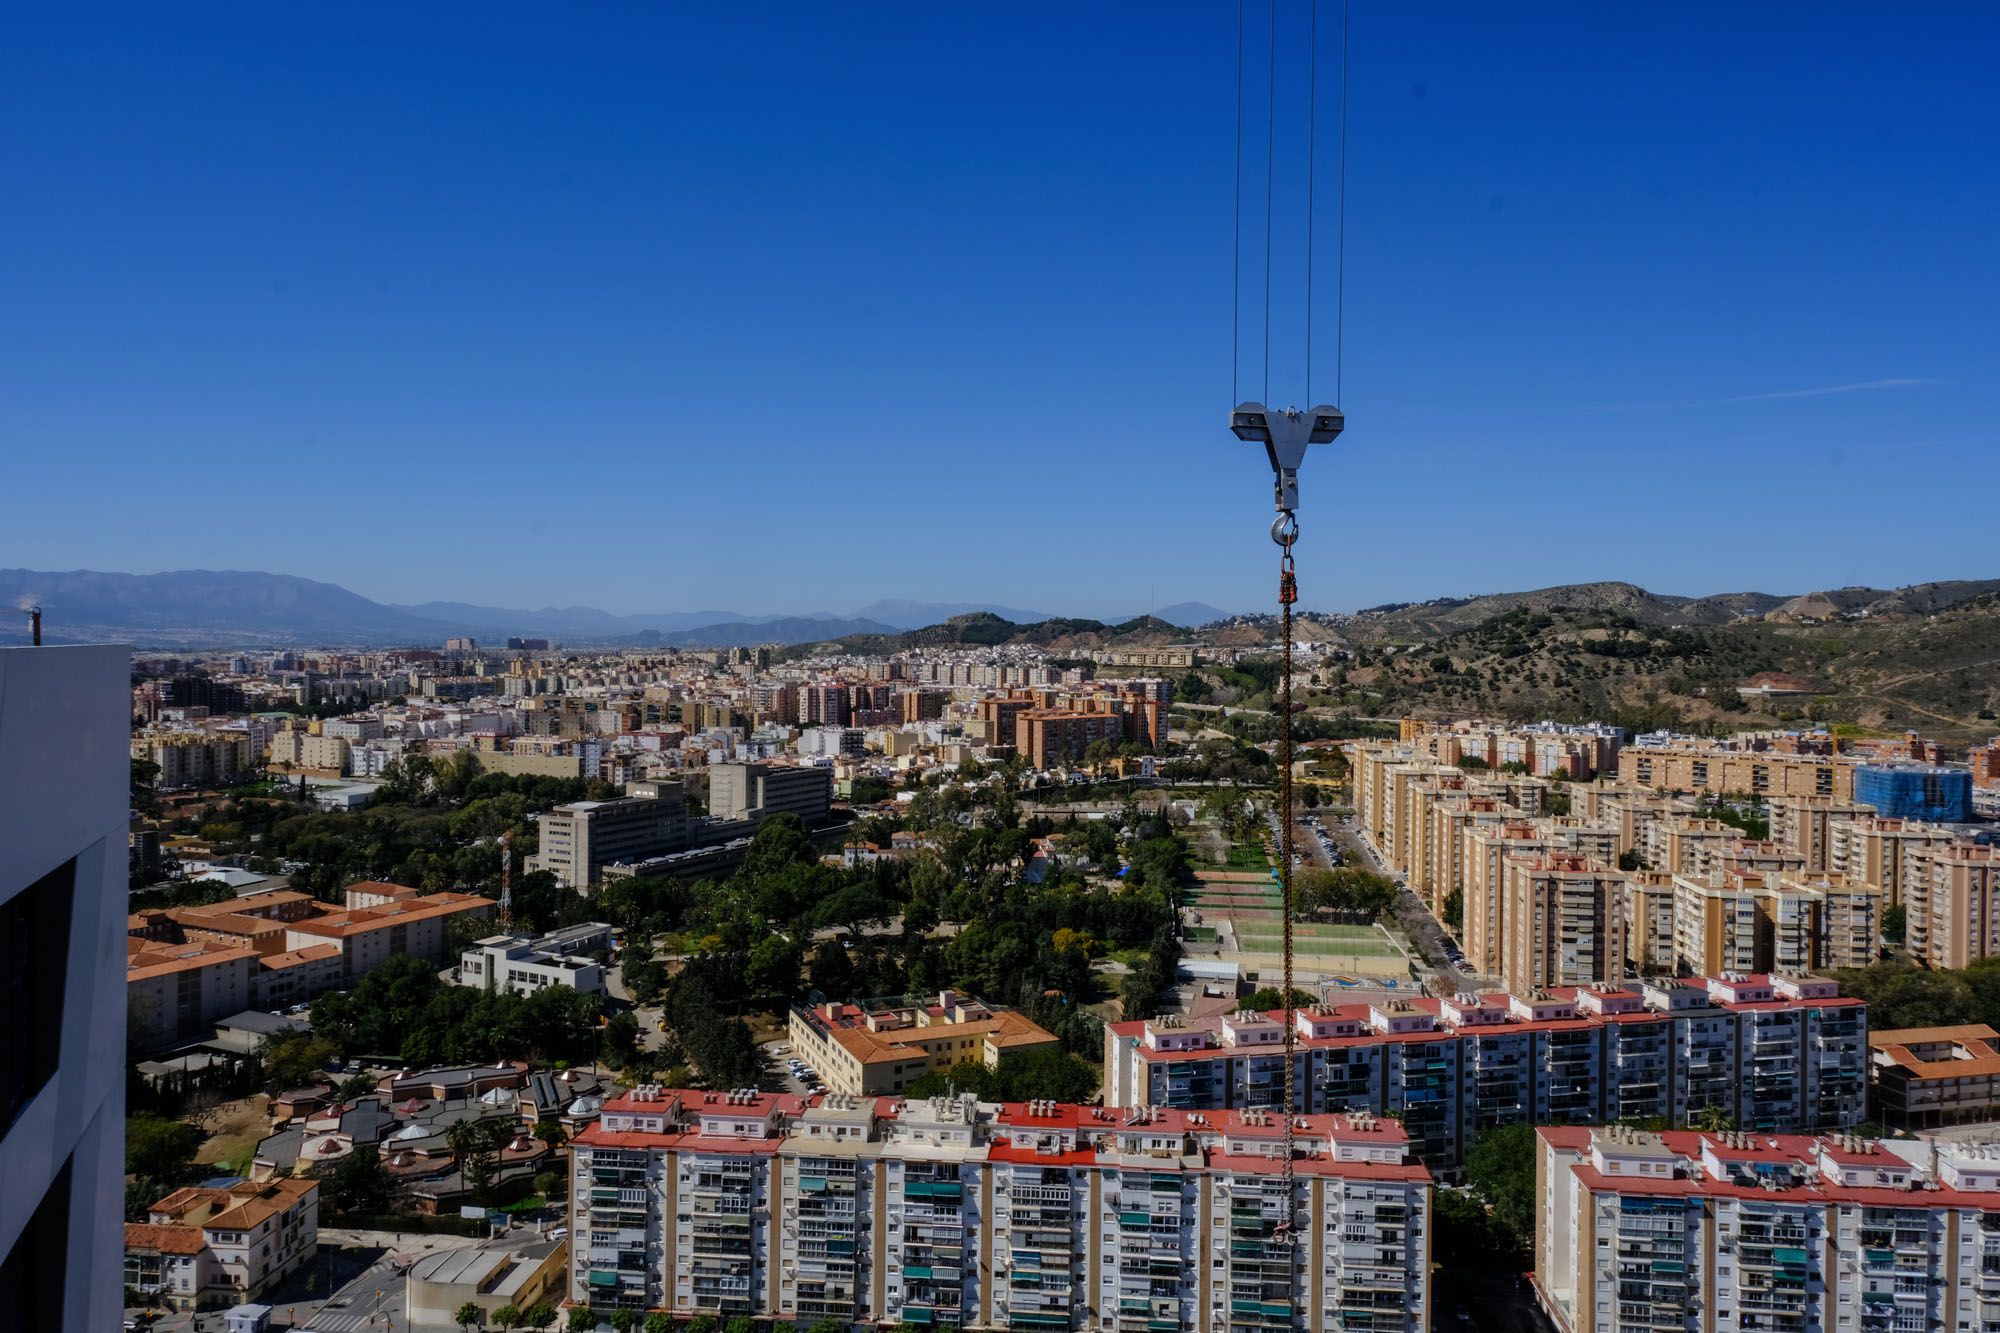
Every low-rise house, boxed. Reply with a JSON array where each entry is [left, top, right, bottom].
[[123, 1179, 319, 1311]]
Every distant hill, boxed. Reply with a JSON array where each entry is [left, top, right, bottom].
[[391, 600, 769, 638], [625, 617, 901, 649], [0, 568, 448, 646], [1266, 579, 2000, 736], [848, 599, 1058, 629], [1147, 601, 1235, 628], [0, 568, 1100, 648], [777, 611, 1190, 661]]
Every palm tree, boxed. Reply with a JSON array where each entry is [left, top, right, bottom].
[[1691, 1104, 1735, 1134]]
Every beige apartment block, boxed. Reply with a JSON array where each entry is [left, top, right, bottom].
[[1767, 794, 1875, 871], [1619, 872, 1678, 976], [1828, 814, 1956, 908], [1499, 853, 1628, 995], [1910, 842, 2000, 970], [1462, 822, 1559, 976], [1618, 745, 1857, 799], [1775, 872, 1884, 972], [1648, 818, 1747, 876], [1671, 871, 1766, 976], [1574, 784, 1698, 858]]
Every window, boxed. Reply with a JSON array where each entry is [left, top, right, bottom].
[[0, 1156, 71, 1324], [0, 858, 76, 1134]]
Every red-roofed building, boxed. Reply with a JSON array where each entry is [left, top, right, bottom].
[[1102, 976, 1868, 1169], [1535, 1124, 2000, 1333], [565, 1088, 1433, 1331]]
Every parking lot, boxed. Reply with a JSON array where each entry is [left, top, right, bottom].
[[762, 1037, 825, 1096]]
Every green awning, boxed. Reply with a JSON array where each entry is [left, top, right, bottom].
[[587, 1270, 618, 1288]]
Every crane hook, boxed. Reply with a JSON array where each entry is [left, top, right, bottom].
[[1271, 511, 1299, 548]]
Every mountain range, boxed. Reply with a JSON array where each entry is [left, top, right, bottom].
[[0, 568, 1232, 648]]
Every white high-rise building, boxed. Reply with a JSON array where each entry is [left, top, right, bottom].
[[0, 645, 129, 1328], [567, 1088, 1434, 1332], [1536, 1124, 2000, 1333]]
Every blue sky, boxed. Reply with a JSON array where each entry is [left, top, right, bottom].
[[3, 3, 1995, 619]]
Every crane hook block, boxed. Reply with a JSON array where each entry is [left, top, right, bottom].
[[1231, 402, 1344, 515]]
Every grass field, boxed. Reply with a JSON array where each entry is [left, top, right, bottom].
[[1223, 844, 1270, 870], [1234, 933, 1402, 957]]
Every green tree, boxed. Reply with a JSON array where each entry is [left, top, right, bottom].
[[327, 1144, 393, 1215], [1463, 1123, 1538, 1256], [524, 1307, 559, 1330], [722, 1319, 757, 1333], [606, 1313, 636, 1333], [1241, 986, 1314, 1011], [1691, 1104, 1735, 1134], [1882, 904, 1907, 945], [643, 1314, 673, 1333], [492, 1307, 521, 1332], [260, 1033, 340, 1091], [455, 1302, 484, 1332], [126, 1113, 201, 1185], [534, 1117, 569, 1153], [567, 1308, 596, 1331]]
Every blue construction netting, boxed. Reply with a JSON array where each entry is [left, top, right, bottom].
[[1855, 764, 1972, 823]]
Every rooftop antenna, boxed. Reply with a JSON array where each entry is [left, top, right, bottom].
[[28, 604, 42, 646]]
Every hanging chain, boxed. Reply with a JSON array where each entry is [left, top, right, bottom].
[[1277, 528, 1300, 1229]]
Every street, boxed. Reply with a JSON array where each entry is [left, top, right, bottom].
[[303, 1250, 408, 1333]]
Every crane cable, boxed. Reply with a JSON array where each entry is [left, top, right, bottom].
[[1226, 0, 1349, 1239]]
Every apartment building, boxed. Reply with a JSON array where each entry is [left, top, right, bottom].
[[1829, 815, 1957, 909], [709, 761, 833, 827], [122, 1178, 319, 1312], [127, 938, 259, 1048], [1535, 1125, 2000, 1333], [1672, 872, 1769, 976], [1016, 709, 1126, 771], [1618, 742, 1857, 799], [267, 727, 349, 774], [1869, 1024, 2000, 1130], [1103, 976, 1868, 1168], [567, 1087, 1433, 1333], [1767, 794, 1875, 871], [1, 645, 129, 1332], [1620, 872, 1679, 976], [458, 922, 614, 997], [1664, 868, 1881, 977], [1462, 822, 1558, 975], [139, 731, 254, 788], [1500, 854, 1629, 995], [1910, 842, 2000, 970], [788, 991, 1062, 1097], [531, 782, 690, 888], [1574, 785, 1698, 858], [282, 890, 496, 980]]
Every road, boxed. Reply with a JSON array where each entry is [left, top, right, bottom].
[[1338, 817, 1478, 993], [305, 1250, 409, 1333]]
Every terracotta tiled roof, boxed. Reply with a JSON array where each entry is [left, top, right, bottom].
[[124, 1223, 206, 1256]]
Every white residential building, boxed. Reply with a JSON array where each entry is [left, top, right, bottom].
[[566, 1088, 1433, 1332]]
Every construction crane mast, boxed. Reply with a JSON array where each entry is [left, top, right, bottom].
[[499, 828, 513, 928], [1227, 0, 1350, 1241]]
